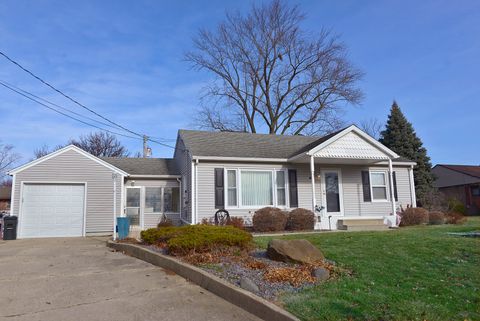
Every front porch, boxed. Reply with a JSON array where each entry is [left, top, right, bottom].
[[288, 127, 412, 230]]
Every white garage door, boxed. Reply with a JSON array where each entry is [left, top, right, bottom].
[[20, 184, 85, 238]]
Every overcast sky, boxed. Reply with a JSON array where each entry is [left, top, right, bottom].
[[0, 0, 478, 165]]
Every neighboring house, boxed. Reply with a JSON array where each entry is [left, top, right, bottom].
[[0, 186, 11, 212], [9, 125, 417, 238], [432, 164, 480, 215]]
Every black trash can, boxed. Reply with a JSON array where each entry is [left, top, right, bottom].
[[3, 216, 18, 240]]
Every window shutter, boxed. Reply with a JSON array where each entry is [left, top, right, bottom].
[[214, 168, 224, 209], [288, 169, 298, 208], [361, 171, 371, 202], [392, 171, 398, 201]]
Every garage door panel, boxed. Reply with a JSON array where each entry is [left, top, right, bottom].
[[21, 184, 85, 238]]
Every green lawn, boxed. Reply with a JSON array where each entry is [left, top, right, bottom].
[[255, 218, 480, 321]]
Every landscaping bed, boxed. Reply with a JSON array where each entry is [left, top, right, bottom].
[[139, 224, 344, 301]]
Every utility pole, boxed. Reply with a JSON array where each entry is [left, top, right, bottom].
[[143, 135, 148, 158]]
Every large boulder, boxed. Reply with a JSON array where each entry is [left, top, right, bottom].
[[266, 239, 324, 264]]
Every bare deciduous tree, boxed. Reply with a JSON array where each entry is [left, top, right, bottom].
[[186, 0, 363, 135], [0, 142, 20, 180], [70, 132, 129, 157], [33, 144, 64, 159], [358, 118, 383, 140]]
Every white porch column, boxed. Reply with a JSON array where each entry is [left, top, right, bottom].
[[408, 166, 417, 207], [388, 158, 396, 216], [310, 155, 316, 212]]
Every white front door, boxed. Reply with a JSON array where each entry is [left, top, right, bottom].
[[321, 169, 344, 216], [125, 187, 141, 227], [20, 183, 85, 238]]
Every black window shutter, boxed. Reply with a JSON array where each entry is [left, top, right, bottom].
[[288, 169, 298, 208], [214, 168, 224, 209], [361, 171, 371, 202], [392, 171, 398, 201]]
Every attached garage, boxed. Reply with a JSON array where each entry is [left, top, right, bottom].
[[20, 183, 86, 238], [9, 145, 127, 238]]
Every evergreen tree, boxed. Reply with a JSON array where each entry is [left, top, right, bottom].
[[380, 101, 434, 205]]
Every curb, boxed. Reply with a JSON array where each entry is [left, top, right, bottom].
[[107, 241, 299, 321]]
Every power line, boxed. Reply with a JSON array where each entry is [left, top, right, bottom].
[[0, 79, 123, 131], [0, 80, 181, 151], [0, 80, 142, 140], [0, 51, 181, 151], [0, 50, 144, 138]]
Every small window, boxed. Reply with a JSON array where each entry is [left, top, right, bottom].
[[164, 187, 180, 213], [276, 171, 286, 206], [227, 170, 237, 206], [145, 187, 162, 213], [370, 171, 388, 201]]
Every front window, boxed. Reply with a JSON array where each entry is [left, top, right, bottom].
[[164, 187, 180, 213], [276, 171, 286, 206], [226, 169, 288, 208], [370, 171, 388, 201], [471, 185, 480, 197], [145, 187, 162, 213], [227, 170, 237, 206]]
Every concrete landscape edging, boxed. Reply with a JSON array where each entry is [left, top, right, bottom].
[[107, 241, 300, 321]]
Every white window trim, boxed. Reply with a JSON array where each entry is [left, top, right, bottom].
[[369, 170, 389, 202], [224, 168, 290, 209]]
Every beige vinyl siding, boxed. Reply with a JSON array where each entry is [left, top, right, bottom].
[[173, 136, 192, 223], [194, 161, 413, 222], [125, 178, 181, 228], [13, 149, 122, 233]]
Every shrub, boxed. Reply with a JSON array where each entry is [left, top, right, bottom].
[[448, 198, 466, 215], [226, 216, 245, 230], [200, 217, 215, 225], [286, 208, 315, 231], [252, 207, 287, 232], [399, 207, 429, 226], [141, 225, 253, 255], [445, 211, 467, 225], [428, 211, 445, 225]]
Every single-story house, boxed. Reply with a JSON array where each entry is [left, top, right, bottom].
[[432, 164, 480, 215], [9, 125, 417, 238], [0, 186, 11, 212]]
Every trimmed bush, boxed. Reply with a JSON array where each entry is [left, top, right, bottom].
[[428, 211, 445, 225], [286, 208, 315, 231], [445, 211, 467, 225], [448, 198, 467, 215], [399, 207, 429, 226], [252, 207, 287, 232], [141, 225, 253, 255], [226, 216, 245, 230]]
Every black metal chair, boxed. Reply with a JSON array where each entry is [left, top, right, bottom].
[[214, 209, 230, 226]]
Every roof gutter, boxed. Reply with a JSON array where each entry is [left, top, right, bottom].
[[127, 174, 182, 179], [191, 156, 289, 163]]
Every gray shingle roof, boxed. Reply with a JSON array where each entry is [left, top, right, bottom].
[[178, 129, 415, 162], [101, 157, 178, 176], [178, 129, 322, 159]]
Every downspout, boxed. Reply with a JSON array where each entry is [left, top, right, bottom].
[[195, 159, 199, 224], [176, 177, 182, 216], [190, 160, 195, 224], [112, 173, 118, 240]]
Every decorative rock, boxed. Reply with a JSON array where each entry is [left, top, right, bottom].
[[311, 267, 330, 281], [266, 239, 324, 264], [240, 277, 260, 293]]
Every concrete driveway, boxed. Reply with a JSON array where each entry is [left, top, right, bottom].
[[0, 237, 260, 321]]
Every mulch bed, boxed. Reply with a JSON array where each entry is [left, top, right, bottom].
[[142, 243, 341, 301]]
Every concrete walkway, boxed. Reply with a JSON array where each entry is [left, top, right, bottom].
[[0, 237, 260, 321]]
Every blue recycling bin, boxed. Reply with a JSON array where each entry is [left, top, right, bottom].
[[117, 217, 130, 240]]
